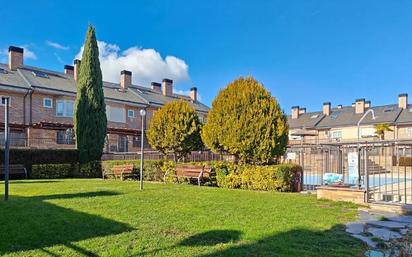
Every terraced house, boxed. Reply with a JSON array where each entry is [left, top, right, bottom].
[[288, 94, 412, 145], [0, 46, 209, 152]]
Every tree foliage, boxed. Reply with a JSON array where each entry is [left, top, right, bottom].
[[147, 100, 203, 160], [74, 25, 107, 163], [374, 123, 393, 140], [202, 76, 288, 164]]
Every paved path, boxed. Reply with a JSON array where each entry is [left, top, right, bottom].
[[346, 208, 412, 256]]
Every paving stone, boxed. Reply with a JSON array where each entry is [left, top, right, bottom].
[[352, 234, 378, 248], [366, 221, 407, 229], [346, 222, 365, 234], [364, 250, 386, 257], [388, 216, 412, 224], [366, 227, 402, 241]]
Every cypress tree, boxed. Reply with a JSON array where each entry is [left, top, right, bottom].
[[74, 25, 107, 163]]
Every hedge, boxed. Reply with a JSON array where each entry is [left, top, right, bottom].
[[0, 149, 79, 165], [103, 159, 302, 192], [101, 160, 165, 181], [31, 164, 73, 179], [213, 163, 302, 192]]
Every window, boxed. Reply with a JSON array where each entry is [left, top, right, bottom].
[[311, 114, 319, 119], [360, 127, 376, 138], [406, 127, 412, 136], [331, 130, 342, 139], [32, 70, 49, 78], [133, 135, 141, 148], [43, 98, 53, 108], [118, 135, 128, 152], [106, 106, 126, 123], [56, 129, 75, 145], [128, 109, 135, 118], [0, 96, 10, 106], [56, 100, 74, 117]]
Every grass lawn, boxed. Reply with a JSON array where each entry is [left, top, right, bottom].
[[0, 179, 363, 257]]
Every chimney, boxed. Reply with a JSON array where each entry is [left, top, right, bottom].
[[8, 46, 24, 70], [120, 70, 132, 90], [399, 93, 408, 109], [151, 82, 161, 93], [64, 65, 74, 76], [299, 107, 306, 114], [162, 78, 173, 96], [291, 106, 300, 119], [355, 98, 365, 114], [365, 100, 371, 108], [190, 87, 197, 102], [323, 102, 331, 116], [74, 59, 81, 81]]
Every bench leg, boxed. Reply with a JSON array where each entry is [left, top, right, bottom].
[[198, 177, 201, 186]]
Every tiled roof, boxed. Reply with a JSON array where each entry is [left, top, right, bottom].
[[288, 104, 408, 129], [288, 111, 324, 129], [130, 85, 210, 113], [0, 64, 30, 89], [0, 63, 209, 112]]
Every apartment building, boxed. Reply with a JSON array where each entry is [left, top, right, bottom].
[[0, 46, 209, 152], [288, 94, 412, 145]]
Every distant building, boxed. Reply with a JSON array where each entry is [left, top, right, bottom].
[[0, 46, 209, 152], [288, 94, 412, 145]]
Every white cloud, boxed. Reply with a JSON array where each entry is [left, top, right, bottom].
[[75, 41, 190, 85], [20, 46, 37, 60], [54, 53, 65, 64], [46, 40, 69, 50], [0, 46, 37, 61]]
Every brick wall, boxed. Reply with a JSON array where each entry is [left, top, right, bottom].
[[0, 90, 26, 124]]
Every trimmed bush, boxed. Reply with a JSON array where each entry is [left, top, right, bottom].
[[0, 149, 79, 165], [101, 160, 165, 181], [209, 162, 302, 192], [31, 164, 73, 179], [75, 161, 102, 178]]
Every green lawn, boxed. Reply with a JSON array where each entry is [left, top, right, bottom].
[[0, 179, 363, 257]]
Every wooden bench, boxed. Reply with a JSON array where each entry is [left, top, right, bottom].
[[0, 164, 27, 179], [164, 165, 212, 186], [104, 164, 135, 180]]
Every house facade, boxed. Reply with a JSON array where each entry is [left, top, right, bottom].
[[288, 94, 412, 145], [0, 46, 209, 152]]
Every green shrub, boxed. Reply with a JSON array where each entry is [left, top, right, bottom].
[[210, 162, 302, 192], [31, 164, 73, 179], [101, 160, 165, 181], [74, 161, 102, 178], [0, 149, 79, 165]]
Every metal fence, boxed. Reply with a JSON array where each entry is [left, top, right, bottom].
[[101, 151, 234, 162], [286, 141, 412, 204]]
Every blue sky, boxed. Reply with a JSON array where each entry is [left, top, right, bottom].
[[1, 0, 412, 113]]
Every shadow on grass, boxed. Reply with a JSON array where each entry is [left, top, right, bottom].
[[179, 230, 242, 246], [8, 180, 63, 184], [0, 190, 133, 256], [193, 225, 363, 257], [134, 230, 243, 256]]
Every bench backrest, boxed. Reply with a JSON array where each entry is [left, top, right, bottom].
[[175, 165, 212, 178], [0, 164, 26, 175], [111, 164, 134, 175]]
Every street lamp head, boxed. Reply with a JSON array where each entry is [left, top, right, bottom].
[[140, 109, 146, 117]]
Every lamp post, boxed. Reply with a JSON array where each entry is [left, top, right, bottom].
[[4, 97, 10, 201], [357, 109, 376, 188], [139, 109, 146, 191]]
